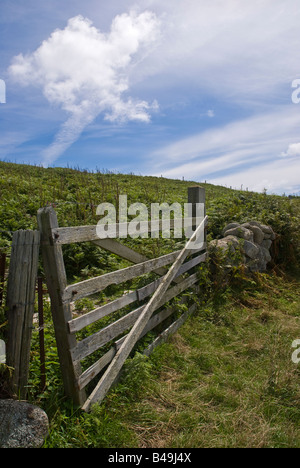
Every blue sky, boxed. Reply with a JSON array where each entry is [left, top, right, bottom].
[[1, 0, 300, 194]]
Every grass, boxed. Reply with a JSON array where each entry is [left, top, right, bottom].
[[0, 161, 299, 447], [123, 272, 300, 448], [41, 269, 300, 448]]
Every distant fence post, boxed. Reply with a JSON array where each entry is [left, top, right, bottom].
[[6, 230, 40, 398]]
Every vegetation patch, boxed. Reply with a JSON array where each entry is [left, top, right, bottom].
[[0, 161, 299, 447]]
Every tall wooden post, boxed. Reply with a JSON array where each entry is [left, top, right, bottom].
[[0, 253, 6, 307], [37, 207, 86, 406], [188, 186, 206, 245], [6, 230, 40, 398]]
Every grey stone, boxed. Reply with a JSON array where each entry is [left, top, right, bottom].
[[222, 223, 240, 236], [213, 221, 275, 273], [242, 240, 260, 259], [210, 235, 240, 252], [259, 224, 272, 234], [0, 399, 49, 448], [241, 223, 264, 245], [209, 236, 245, 267], [222, 235, 241, 248], [245, 257, 260, 273], [261, 247, 272, 263], [248, 221, 262, 228], [257, 247, 268, 271], [259, 224, 276, 240], [210, 238, 234, 253], [223, 226, 254, 242], [246, 247, 267, 272], [262, 239, 272, 250]]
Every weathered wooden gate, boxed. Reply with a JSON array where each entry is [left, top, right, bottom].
[[37, 186, 207, 411]]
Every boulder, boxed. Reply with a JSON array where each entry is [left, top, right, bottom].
[[261, 239, 272, 250], [241, 223, 264, 245], [210, 235, 240, 252], [223, 226, 254, 242], [246, 248, 267, 272], [261, 246, 272, 263], [248, 221, 262, 227], [259, 224, 276, 240], [210, 238, 234, 253], [0, 399, 49, 448], [222, 222, 240, 236], [242, 240, 260, 259], [222, 235, 241, 249]]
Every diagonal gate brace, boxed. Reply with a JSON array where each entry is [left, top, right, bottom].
[[82, 215, 207, 412]]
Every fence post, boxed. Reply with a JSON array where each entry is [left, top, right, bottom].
[[188, 186, 206, 240], [37, 277, 46, 392], [6, 230, 40, 398], [37, 207, 86, 406], [0, 253, 6, 307]]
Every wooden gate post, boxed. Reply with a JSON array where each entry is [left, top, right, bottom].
[[188, 186, 206, 245], [188, 185, 206, 225], [6, 230, 40, 398], [37, 207, 86, 406]]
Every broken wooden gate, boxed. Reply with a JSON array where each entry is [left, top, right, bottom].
[[37, 186, 207, 411]]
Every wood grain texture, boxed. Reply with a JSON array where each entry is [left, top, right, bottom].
[[6, 230, 40, 398]]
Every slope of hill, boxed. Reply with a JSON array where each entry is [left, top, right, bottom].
[[0, 160, 299, 269], [0, 160, 300, 448]]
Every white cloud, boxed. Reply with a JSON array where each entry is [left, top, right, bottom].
[[5, 0, 300, 195], [281, 143, 300, 158], [9, 11, 161, 165]]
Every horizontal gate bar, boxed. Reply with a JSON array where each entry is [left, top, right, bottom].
[[52, 217, 200, 244]]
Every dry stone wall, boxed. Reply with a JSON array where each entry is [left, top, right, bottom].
[[210, 221, 276, 272]]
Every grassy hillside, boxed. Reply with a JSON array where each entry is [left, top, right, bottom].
[[0, 160, 299, 269], [0, 161, 300, 448]]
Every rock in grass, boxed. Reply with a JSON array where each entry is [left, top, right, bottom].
[[0, 399, 49, 448]]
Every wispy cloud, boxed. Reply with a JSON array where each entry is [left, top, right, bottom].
[[130, 0, 300, 102], [147, 106, 300, 194], [210, 157, 300, 195], [9, 11, 161, 165]]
